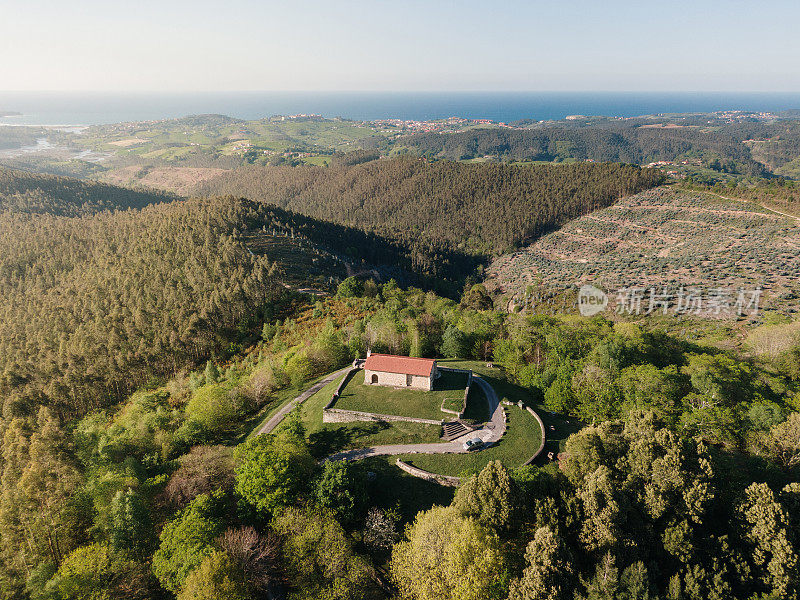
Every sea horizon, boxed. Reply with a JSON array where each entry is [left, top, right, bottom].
[[1, 90, 800, 127]]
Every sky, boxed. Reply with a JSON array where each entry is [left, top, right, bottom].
[[1, 0, 799, 92]]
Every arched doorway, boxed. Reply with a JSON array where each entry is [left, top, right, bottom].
[[371, 373, 378, 384]]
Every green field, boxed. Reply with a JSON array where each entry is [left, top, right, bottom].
[[395, 404, 543, 478], [298, 372, 442, 458], [334, 368, 468, 421]]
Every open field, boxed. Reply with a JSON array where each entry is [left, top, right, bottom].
[[487, 186, 800, 317], [334, 368, 469, 421]]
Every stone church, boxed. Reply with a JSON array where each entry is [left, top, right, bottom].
[[363, 353, 438, 391]]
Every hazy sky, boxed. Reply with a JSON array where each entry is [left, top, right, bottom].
[[2, 0, 798, 92]]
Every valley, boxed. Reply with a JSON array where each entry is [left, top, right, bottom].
[[0, 115, 798, 600]]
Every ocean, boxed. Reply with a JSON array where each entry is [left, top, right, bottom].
[[1, 91, 799, 126]]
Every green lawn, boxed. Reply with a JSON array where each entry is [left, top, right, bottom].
[[298, 371, 442, 458], [396, 404, 543, 478], [334, 368, 468, 421], [439, 359, 581, 457]]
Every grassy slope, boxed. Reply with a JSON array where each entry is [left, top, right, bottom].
[[297, 372, 442, 458]]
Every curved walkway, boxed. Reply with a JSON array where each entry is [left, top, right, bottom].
[[255, 366, 352, 435], [326, 374, 506, 462]]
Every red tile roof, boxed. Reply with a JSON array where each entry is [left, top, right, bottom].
[[364, 354, 436, 377]]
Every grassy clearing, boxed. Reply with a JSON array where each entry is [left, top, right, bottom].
[[334, 369, 468, 421], [399, 359, 581, 476], [396, 404, 543, 478], [298, 371, 442, 458]]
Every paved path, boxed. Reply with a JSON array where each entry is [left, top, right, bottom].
[[326, 374, 507, 462], [255, 366, 351, 435]]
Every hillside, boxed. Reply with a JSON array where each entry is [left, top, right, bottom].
[[194, 158, 663, 285], [487, 186, 800, 317], [0, 166, 176, 215]]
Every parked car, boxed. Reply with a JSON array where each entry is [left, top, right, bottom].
[[463, 437, 484, 451]]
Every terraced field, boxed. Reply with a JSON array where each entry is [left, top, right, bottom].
[[487, 186, 800, 317]]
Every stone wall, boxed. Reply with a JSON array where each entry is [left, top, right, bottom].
[[521, 402, 547, 465], [323, 367, 359, 410], [395, 459, 461, 487], [323, 407, 443, 425], [363, 369, 432, 391]]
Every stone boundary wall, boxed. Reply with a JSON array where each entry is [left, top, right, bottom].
[[395, 459, 461, 487], [323, 407, 443, 425], [437, 367, 473, 419], [323, 366, 359, 410], [521, 402, 547, 465]]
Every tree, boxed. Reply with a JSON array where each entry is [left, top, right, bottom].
[[441, 326, 470, 358], [363, 507, 400, 551], [273, 505, 376, 599], [152, 493, 224, 593], [583, 552, 620, 600], [508, 526, 574, 600], [756, 412, 800, 469], [454, 460, 521, 532], [217, 526, 279, 595], [337, 276, 364, 298], [261, 322, 277, 341], [738, 482, 799, 598], [110, 488, 152, 558], [314, 460, 368, 526], [177, 551, 248, 600], [164, 445, 235, 509], [234, 431, 316, 515], [47, 543, 154, 600], [577, 466, 624, 553], [391, 505, 507, 600], [204, 361, 220, 385], [461, 284, 493, 310], [186, 384, 238, 433]]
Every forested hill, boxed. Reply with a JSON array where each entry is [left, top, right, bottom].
[[0, 195, 295, 418], [394, 125, 775, 176], [0, 167, 175, 216], [0, 160, 661, 417], [193, 158, 663, 259]]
